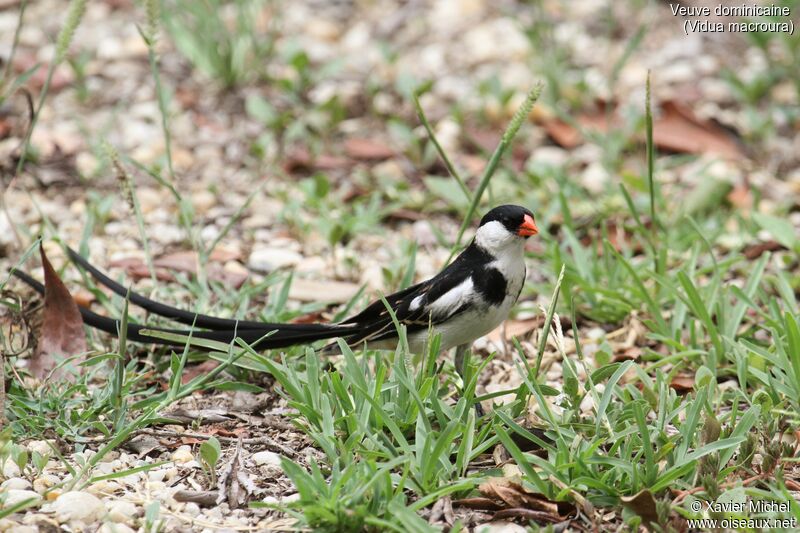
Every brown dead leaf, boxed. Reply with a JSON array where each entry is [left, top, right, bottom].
[[217, 437, 257, 508], [72, 289, 95, 309], [181, 360, 220, 384], [655, 101, 743, 159], [110, 255, 247, 287], [32, 245, 87, 380], [451, 497, 503, 511], [743, 240, 787, 260], [543, 111, 612, 149], [284, 147, 350, 173], [621, 489, 659, 526], [669, 374, 695, 393], [612, 346, 643, 362], [13, 52, 73, 92], [544, 100, 743, 159], [727, 184, 753, 210], [487, 318, 542, 344], [344, 138, 395, 160], [124, 434, 162, 456], [493, 509, 562, 523], [154, 251, 198, 273], [109, 257, 176, 282], [174, 490, 219, 507], [478, 478, 558, 515], [164, 408, 232, 425]]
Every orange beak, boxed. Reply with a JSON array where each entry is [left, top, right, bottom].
[[517, 214, 538, 237]]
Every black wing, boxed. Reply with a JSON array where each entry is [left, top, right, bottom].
[[337, 242, 490, 345]]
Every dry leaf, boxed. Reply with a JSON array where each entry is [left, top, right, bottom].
[[543, 111, 611, 149], [743, 240, 786, 260], [543, 100, 744, 159], [283, 147, 350, 173], [72, 289, 95, 309], [216, 437, 257, 508], [124, 434, 162, 456], [487, 317, 542, 343], [654, 101, 743, 159], [174, 490, 219, 507], [32, 245, 87, 380], [669, 374, 695, 393], [727, 184, 752, 210], [164, 408, 233, 425], [621, 489, 659, 526], [344, 138, 395, 160], [492, 509, 562, 523], [452, 497, 503, 511], [110, 255, 247, 287], [13, 52, 73, 92], [478, 478, 559, 515], [154, 251, 198, 273], [181, 360, 221, 384]]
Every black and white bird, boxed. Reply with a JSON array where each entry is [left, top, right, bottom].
[[13, 205, 538, 364]]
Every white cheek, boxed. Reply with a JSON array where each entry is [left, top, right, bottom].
[[475, 220, 514, 250]]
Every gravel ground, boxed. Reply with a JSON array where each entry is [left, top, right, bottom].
[[1, 0, 798, 530]]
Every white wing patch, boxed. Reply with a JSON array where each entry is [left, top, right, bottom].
[[409, 294, 424, 311], [426, 277, 475, 319]]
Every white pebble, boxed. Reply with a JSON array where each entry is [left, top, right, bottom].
[[251, 451, 282, 467], [184, 502, 201, 517], [106, 500, 138, 523], [1, 457, 21, 477], [171, 446, 194, 464], [1, 477, 32, 491], [100, 524, 135, 533], [52, 491, 105, 523], [25, 440, 53, 456], [248, 247, 303, 272], [3, 489, 41, 506]]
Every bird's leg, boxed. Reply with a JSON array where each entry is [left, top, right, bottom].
[[454, 343, 484, 417]]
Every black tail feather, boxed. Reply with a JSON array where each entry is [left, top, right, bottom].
[[10, 267, 357, 351], [65, 246, 330, 332]]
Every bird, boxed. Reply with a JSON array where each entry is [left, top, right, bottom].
[[12, 205, 538, 369]]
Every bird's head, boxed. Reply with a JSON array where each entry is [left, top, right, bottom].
[[475, 205, 538, 253]]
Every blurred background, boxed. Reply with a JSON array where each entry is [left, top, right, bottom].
[[0, 0, 798, 311], [1, 3, 799, 529]]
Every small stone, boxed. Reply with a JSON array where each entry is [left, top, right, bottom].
[[281, 493, 300, 504], [1, 477, 32, 491], [527, 146, 568, 169], [137, 188, 163, 214], [171, 446, 194, 464], [248, 247, 302, 272], [184, 502, 201, 517], [3, 489, 41, 506], [76, 151, 99, 177], [52, 491, 105, 523], [191, 189, 217, 215], [8, 524, 39, 533], [580, 162, 609, 194], [251, 451, 282, 467], [25, 440, 53, 456], [106, 500, 138, 523], [148, 468, 167, 482], [100, 524, 135, 533], [1, 457, 21, 477]]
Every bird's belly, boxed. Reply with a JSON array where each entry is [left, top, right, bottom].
[[407, 298, 515, 352]]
